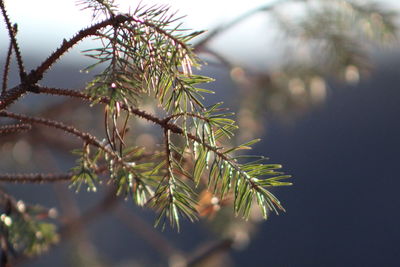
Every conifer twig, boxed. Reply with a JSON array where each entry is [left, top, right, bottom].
[[33, 14, 131, 80], [34, 86, 236, 163]]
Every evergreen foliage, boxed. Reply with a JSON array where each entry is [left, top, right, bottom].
[[0, 0, 397, 265]]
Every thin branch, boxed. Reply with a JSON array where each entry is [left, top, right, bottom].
[[32, 12, 193, 83], [58, 187, 118, 238], [33, 14, 131, 81], [1, 41, 13, 95], [0, 164, 107, 184], [0, 84, 29, 110], [0, 173, 72, 183], [193, 0, 299, 51], [0, 1, 25, 80], [0, 123, 31, 135], [36, 86, 167, 125], [1, 24, 17, 95], [35, 86, 232, 162], [0, 110, 141, 179], [0, 11, 196, 110], [186, 238, 233, 266], [0, 15, 127, 109], [113, 204, 180, 260], [0, 110, 104, 150]]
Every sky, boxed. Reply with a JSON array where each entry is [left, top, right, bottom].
[[1, 0, 400, 65], [0, 0, 270, 52]]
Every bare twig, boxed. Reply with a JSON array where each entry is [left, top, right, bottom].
[[114, 204, 180, 259], [0, 123, 31, 135], [1, 24, 17, 95], [0, 110, 105, 150], [0, 173, 71, 183], [0, 84, 32, 110], [58, 187, 119, 238], [0, 1, 25, 81], [186, 238, 233, 266]]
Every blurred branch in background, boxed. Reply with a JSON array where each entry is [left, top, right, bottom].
[[195, 0, 398, 139]]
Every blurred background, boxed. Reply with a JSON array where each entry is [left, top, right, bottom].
[[1, 0, 400, 266]]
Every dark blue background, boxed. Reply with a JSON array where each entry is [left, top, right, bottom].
[[232, 57, 400, 266], [3, 53, 400, 266]]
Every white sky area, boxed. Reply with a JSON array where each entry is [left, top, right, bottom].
[[1, 0, 400, 67]]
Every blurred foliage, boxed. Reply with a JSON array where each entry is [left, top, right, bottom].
[[202, 0, 399, 140], [0, 192, 58, 261]]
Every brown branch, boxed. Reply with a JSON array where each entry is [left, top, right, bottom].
[[0, 110, 142, 179], [186, 238, 234, 266], [1, 42, 13, 95], [33, 14, 131, 81], [0, 12, 195, 110], [0, 165, 108, 185], [1, 24, 17, 95], [58, 187, 119, 238], [35, 86, 233, 163], [37, 86, 167, 125], [0, 110, 104, 149], [113, 204, 180, 259], [0, 15, 129, 110], [0, 85, 27, 110], [0, 123, 31, 135], [0, 173, 72, 183], [0, 1, 25, 80]]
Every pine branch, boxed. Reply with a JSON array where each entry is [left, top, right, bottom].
[[36, 85, 289, 219], [0, 188, 59, 259], [58, 187, 118, 238], [33, 14, 131, 81], [0, 2, 294, 231], [36, 84, 290, 221], [10, 187, 118, 266]]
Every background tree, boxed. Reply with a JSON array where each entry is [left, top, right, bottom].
[[0, 0, 398, 266]]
